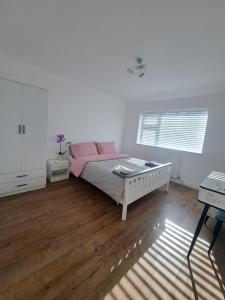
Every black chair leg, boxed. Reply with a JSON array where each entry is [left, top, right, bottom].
[[187, 204, 209, 258], [204, 215, 209, 225], [208, 220, 223, 254]]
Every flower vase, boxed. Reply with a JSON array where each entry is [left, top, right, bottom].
[[57, 153, 65, 160]]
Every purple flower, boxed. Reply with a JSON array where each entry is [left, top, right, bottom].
[[56, 134, 65, 143], [56, 133, 65, 154]]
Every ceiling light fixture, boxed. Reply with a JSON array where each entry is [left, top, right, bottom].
[[127, 57, 146, 78]]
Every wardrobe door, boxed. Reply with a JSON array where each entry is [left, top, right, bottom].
[[22, 85, 48, 171], [0, 78, 22, 173]]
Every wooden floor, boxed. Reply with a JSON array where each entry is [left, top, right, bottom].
[[0, 177, 224, 300]]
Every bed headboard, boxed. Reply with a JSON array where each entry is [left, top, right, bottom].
[[65, 141, 74, 164]]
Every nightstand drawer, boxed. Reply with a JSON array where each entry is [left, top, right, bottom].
[[51, 165, 69, 171], [0, 169, 46, 184]]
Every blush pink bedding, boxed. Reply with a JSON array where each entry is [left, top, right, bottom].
[[96, 142, 117, 154], [70, 153, 129, 177], [71, 142, 98, 158]]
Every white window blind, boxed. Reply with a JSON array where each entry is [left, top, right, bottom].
[[137, 109, 208, 153]]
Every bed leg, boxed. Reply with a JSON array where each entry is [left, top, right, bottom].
[[164, 182, 169, 192], [160, 182, 169, 192], [122, 204, 127, 221]]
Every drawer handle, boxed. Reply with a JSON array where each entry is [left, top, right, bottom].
[[17, 175, 28, 178], [17, 184, 28, 187]]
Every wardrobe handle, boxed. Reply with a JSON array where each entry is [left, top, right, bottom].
[[18, 124, 22, 134], [17, 184, 28, 187], [17, 174, 28, 178], [22, 125, 26, 135]]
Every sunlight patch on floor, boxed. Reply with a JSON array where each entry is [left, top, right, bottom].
[[104, 219, 225, 300]]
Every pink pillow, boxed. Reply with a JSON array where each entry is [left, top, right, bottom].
[[71, 142, 98, 158], [96, 142, 117, 154]]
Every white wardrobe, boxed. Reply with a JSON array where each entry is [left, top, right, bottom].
[[0, 78, 48, 197]]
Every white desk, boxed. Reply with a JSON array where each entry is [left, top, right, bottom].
[[187, 171, 225, 257]]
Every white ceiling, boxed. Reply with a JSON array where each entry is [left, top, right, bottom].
[[0, 0, 225, 101]]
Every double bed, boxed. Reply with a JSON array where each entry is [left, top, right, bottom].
[[67, 142, 172, 220]]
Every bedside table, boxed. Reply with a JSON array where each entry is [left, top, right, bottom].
[[47, 159, 69, 182]]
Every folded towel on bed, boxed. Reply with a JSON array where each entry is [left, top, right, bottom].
[[112, 161, 162, 178], [112, 165, 137, 178]]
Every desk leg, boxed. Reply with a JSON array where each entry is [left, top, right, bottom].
[[187, 204, 210, 258]]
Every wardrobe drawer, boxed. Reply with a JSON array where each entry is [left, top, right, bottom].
[[0, 177, 46, 196], [0, 169, 46, 184]]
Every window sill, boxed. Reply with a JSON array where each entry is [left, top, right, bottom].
[[136, 142, 203, 155]]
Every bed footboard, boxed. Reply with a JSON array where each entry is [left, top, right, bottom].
[[122, 164, 171, 220]]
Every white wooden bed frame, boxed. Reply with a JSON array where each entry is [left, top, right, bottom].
[[121, 164, 171, 220], [66, 142, 171, 221]]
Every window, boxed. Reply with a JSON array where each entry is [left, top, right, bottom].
[[137, 109, 208, 153]]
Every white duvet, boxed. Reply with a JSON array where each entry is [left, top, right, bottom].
[[81, 157, 152, 203]]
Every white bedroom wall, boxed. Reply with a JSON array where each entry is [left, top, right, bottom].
[[0, 52, 126, 158], [123, 93, 225, 188]]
